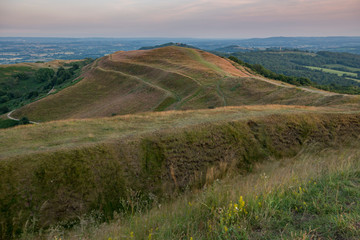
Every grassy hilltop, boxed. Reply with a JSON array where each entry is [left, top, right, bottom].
[[1, 46, 360, 239], [10, 46, 359, 122]]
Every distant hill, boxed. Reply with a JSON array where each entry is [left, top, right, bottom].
[[214, 45, 256, 53], [1, 37, 359, 64], [212, 36, 360, 54], [139, 42, 198, 50], [11, 46, 357, 122]]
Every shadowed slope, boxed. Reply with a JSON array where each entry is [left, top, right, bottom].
[[12, 46, 358, 122]]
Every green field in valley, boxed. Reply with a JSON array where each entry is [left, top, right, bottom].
[[305, 66, 358, 77]]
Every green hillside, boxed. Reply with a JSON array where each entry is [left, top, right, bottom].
[[0, 59, 92, 115], [2, 106, 360, 239], [8, 46, 359, 122]]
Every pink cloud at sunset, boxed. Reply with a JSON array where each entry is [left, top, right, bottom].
[[0, 0, 359, 37]]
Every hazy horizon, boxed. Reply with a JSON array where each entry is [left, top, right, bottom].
[[1, 36, 360, 40], [1, 0, 359, 38]]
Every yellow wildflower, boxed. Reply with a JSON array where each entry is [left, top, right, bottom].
[[148, 228, 153, 240], [234, 203, 239, 210], [239, 196, 245, 209]]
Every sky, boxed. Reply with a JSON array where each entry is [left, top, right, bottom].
[[0, 0, 359, 38]]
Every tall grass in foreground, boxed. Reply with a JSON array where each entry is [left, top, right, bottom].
[[31, 143, 360, 240]]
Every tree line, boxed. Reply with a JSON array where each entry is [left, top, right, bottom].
[[228, 56, 360, 95]]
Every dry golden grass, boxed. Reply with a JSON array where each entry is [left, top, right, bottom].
[[199, 49, 248, 77], [0, 59, 80, 69]]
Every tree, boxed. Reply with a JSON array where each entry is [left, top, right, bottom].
[[19, 117, 30, 125], [70, 63, 79, 70], [12, 72, 29, 81], [27, 91, 39, 99], [35, 68, 55, 82], [0, 106, 9, 114]]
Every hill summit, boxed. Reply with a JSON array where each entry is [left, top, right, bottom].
[[139, 42, 198, 50]]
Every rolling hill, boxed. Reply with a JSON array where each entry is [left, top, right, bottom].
[[2, 46, 360, 239], [10, 46, 358, 122]]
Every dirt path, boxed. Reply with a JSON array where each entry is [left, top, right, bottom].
[[7, 110, 39, 124], [47, 86, 55, 95], [96, 66, 176, 98], [107, 58, 204, 87], [216, 78, 227, 106], [251, 75, 340, 96], [230, 62, 341, 97]]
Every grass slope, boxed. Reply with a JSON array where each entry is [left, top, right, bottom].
[[66, 143, 360, 240], [10, 46, 357, 122], [1, 107, 360, 238], [0, 105, 352, 159]]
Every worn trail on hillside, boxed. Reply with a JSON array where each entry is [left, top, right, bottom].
[[107, 54, 205, 87], [7, 110, 39, 124], [256, 75, 340, 96], [96, 67, 175, 98], [216, 78, 227, 106], [104, 52, 232, 109], [230, 63, 341, 97]]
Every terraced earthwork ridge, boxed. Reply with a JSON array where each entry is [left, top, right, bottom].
[[11, 46, 358, 122]]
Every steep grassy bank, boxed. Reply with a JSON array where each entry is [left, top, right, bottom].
[[1, 111, 360, 239], [62, 142, 360, 240]]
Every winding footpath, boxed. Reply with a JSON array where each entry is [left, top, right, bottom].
[[7, 110, 39, 124]]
